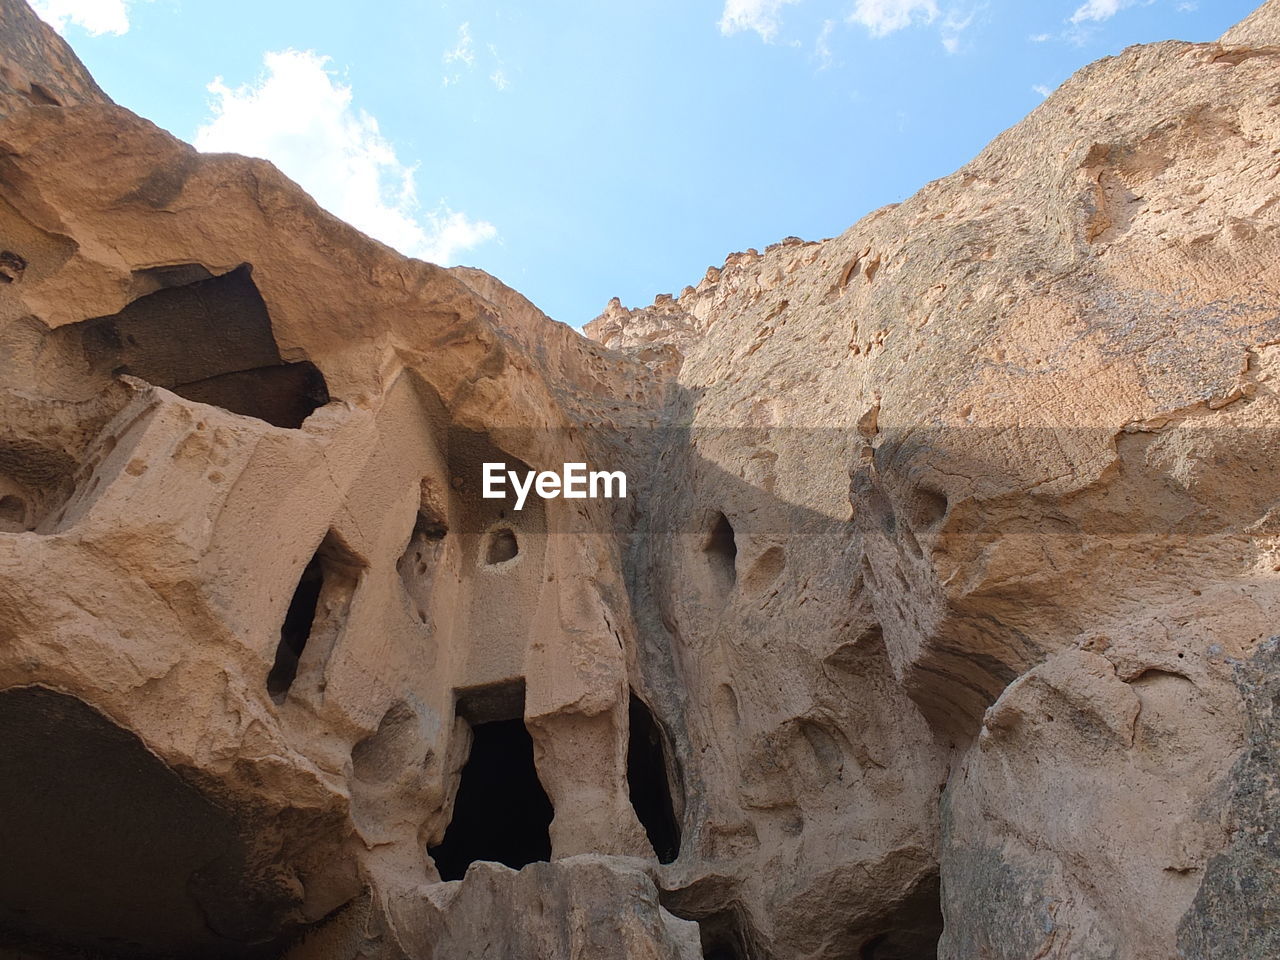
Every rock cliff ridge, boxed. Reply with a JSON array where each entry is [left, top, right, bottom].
[[0, 0, 1278, 957]]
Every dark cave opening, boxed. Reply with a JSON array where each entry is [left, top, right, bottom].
[[626, 691, 682, 864], [428, 716, 553, 882], [857, 872, 944, 959], [77, 264, 330, 429], [696, 907, 754, 960], [266, 532, 362, 705], [705, 512, 737, 592], [485, 526, 519, 564], [267, 553, 325, 704], [0, 687, 298, 958]]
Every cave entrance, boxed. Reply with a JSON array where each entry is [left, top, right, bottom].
[[0, 687, 300, 957], [429, 682, 553, 881], [75, 264, 330, 428], [626, 691, 682, 863], [856, 872, 943, 959], [696, 906, 755, 960]]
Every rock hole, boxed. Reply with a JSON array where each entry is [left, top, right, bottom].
[[429, 682, 552, 881], [856, 871, 943, 959], [626, 691, 682, 864], [267, 532, 362, 704], [24, 83, 60, 106], [705, 512, 737, 593], [268, 555, 324, 704], [398, 506, 448, 623], [0, 250, 27, 283], [910, 487, 949, 530], [0, 494, 27, 532], [485, 526, 519, 565], [0, 438, 79, 535], [74, 264, 329, 429], [696, 907, 754, 960]]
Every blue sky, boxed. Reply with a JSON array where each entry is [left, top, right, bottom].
[[32, 0, 1260, 328]]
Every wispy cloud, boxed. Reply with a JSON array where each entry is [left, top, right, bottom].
[[444, 22, 475, 67], [940, 7, 977, 53], [1029, 32, 1052, 42], [442, 22, 475, 86], [195, 50, 496, 266], [1069, 0, 1142, 24], [814, 18, 837, 67], [487, 43, 510, 91], [848, 0, 939, 37], [722, 0, 975, 53], [29, 0, 136, 36], [442, 24, 511, 91], [1033, 83, 1053, 97], [718, 0, 804, 41]]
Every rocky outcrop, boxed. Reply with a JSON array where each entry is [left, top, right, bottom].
[[0, 0, 108, 119], [0, 0, 1278, 958], [1221, 0, 1280, 43]]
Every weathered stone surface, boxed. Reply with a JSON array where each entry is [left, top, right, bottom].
[[288, 857, 702, 960], [0, 0, 108, 119], [1177, 637, 1280, 958], [1221, 0, 1280, 43], [0, 0, 1278, 958]]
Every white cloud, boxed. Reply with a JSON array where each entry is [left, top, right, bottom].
[[444, 22, 475, 68], [718, 0, 803, 41], [1069, 0, 1139, 24], [940, 8, 975, 53], [29, 0, 133, 36], [849, 0, 939, 37], [1033, 83, 1053, 97], [442, 22, 475, 86], [814, 18, 836, 67], [723, 0, 972, 52], [195, 50, 496, 266], [488, 43, 510, 91], [1029, 32, 1052, 42]]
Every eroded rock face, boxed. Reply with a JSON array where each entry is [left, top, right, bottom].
[[0, 0, 1278, 957]]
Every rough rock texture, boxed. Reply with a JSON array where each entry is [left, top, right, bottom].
[[1, 0, 1278, 958]]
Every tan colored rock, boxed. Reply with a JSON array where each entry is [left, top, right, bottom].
[[0, 0, 108, 119], [1221, 0, 1280, 43], [1, 0, 1279, 958]]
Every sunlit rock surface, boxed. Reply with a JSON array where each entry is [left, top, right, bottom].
[[1, 0, 1278, 956]]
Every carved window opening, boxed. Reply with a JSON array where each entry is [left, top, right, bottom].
[[705, 512, 737, 592], [429, 681, 553, 881], [397, 506, 448, 624], [485, 526, 519, 565], [267, 532, 361, 704], [626, 691, 682, 864]]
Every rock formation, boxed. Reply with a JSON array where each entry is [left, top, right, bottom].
[[0, 0, 1278, 956]]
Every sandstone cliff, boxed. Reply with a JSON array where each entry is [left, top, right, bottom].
[[1, 0, 1278, 958]]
